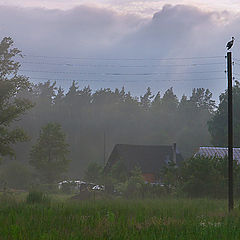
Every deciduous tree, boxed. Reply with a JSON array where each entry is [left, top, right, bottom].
[[30, 123, 70, 184], [0, 37, 33, 159]]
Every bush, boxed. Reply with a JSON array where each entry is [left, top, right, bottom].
[[60, 181, 78, 194], [0, 161, 35, 190], [0, 193, 17, 205], [140, 183, 167, 198], [37, 184, 59, 194], [84, 162, 103, 183], [180, 155, 240, 198], [26, 190, 51, 204], [114, 167, 144, 198]]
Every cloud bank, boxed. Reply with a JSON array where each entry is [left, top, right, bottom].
[[0, 4, 240, 98]]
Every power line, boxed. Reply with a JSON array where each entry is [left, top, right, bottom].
[[20, 61, 225, 68], [16, 54, 227, 85], [20, 54, 224, 61], [29, 77, 226, 83], [19, 69, 225, 76]]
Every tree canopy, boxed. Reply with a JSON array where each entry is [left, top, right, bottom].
[[0, 37, 33, 158], [208, 81, 240, 146], [30, 122, 70, 184]]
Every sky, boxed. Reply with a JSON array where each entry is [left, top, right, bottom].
[[1, 0, 240, 16], [0, 0, 240, 99]]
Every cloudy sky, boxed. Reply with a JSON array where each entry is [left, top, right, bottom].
[[0, 0, 240, 98], [1, 0, 240, 16]]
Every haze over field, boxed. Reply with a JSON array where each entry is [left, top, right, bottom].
[[0, 1, 240, 97]]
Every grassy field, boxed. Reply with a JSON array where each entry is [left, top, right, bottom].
[[0, 194, 240, 239]]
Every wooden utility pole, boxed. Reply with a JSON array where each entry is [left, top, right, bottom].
[[227, 51, 234, 211]]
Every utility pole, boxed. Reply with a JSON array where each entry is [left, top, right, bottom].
[[227, 51, 234, 212]]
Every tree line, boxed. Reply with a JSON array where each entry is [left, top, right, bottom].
[[15, 80, 215, 177]]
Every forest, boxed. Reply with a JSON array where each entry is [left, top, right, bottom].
[[13, 81, 216, 177]]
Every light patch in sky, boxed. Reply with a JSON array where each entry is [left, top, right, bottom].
[[0, 0, 240, 17]]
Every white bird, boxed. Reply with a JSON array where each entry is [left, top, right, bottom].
[[226, 37, 235, 50]]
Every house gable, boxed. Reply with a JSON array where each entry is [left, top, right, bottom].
[[104, 144, 183, 179]]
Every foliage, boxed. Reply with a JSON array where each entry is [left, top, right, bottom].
[[84, 162, 103, 183], [140, 183, 167, 198], [180, 155, 240, 198], [0, 37, 33, 159], [13, 82, 215, 177], [0, 192, 17, 205], [26, 190, 51, 204], [114, 167, 144, 198], [36, 183, 59, 194], [30, 122, 70, 184], [60, 181, 79, 194], [160, 161, 180, 194], [208, 81, 240, 146], [0, 198, 239, 239], [0, 161, 35, 190], [110, 159, 128, 183]]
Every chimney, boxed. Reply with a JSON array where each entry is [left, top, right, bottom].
[[172, 143, 177, 164]]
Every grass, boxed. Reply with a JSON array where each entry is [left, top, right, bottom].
[[0, 196, 240, 239]]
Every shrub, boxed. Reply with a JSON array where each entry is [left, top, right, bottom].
[[84, 162, 103, 183], [26, 190, 51, 204], [114, 167, 144, 198], [180, 155, 240, 198], [0, 192, 17, 205], [60, 181, 78, 194], [0, 161, 35, 190], [37, 184, 59, 194]]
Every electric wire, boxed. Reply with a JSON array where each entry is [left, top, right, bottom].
[[19, 55, 224, 61], [14, 54, 228, 84], [29, 77, 226, 83], [19, 61, 226, 68], [19, 69, 225, 76]]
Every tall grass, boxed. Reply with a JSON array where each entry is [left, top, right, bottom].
[[0, 197, 239, 239]]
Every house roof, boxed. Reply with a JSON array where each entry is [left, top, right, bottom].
[[104, 144, 183, 175], [195, 147, 240, 162]]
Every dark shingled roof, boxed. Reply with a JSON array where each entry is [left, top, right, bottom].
[[104, 144, 183, 175]]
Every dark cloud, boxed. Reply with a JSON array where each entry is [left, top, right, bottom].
[[0, 4, 239, 98]]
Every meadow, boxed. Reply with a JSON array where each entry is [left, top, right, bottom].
[[0, 193, 240, 240]]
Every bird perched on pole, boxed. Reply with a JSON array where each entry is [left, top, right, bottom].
[[226, 37, 235, 50]]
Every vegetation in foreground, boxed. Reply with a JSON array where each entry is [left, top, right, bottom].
[[0, 194, 240, 240]]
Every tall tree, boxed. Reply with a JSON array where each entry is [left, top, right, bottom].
[[30, 123, 70, 184], [0, 37, 33, 159], [190, 88, 215, 113], [140, 87, 154, 110], [208, 82, 240, 146]]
